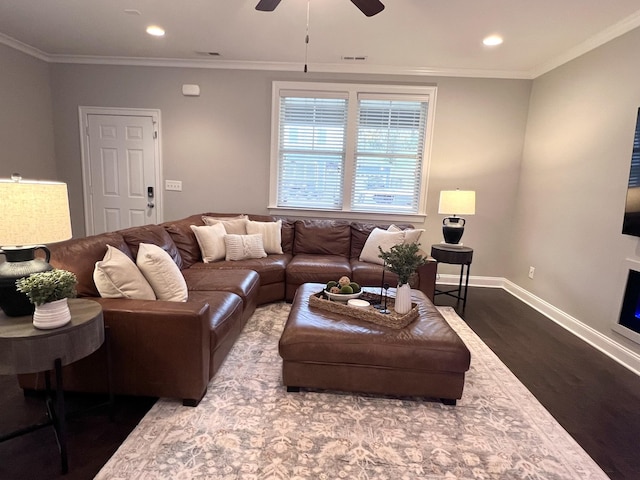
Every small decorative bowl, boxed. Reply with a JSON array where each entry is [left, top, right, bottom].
[[347, 298, 370, 308], [324, 290, 363, 302]]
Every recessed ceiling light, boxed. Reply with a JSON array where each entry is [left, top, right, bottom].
[[146, 25, 165, 37], [483, 35, 503, 47]]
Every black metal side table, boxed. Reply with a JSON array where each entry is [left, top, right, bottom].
[[0, 299, 105, 474], [430, 244, 473, 310]]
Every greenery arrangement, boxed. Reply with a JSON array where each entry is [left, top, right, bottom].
[[16, 269, 78, 306], [378, 243, 427, 285]]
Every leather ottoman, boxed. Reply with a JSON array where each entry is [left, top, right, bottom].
[[279, 283, 471, 404]]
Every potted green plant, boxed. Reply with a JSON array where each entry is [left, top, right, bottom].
[[16, 269, 77, 329], [378, 243, 427, 314]]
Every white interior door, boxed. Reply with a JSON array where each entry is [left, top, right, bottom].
[[82, 110, 161, 235]]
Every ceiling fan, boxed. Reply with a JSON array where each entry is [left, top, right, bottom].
[[256, 0, 385, 17]]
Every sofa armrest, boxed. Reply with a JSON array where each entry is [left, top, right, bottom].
[[87, 298, 212, 404], [417, 258, 437, 302]]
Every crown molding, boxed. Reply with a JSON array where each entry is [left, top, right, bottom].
[[0, 32, 49, 61], [45, 53, 532, 79], [530, 9, 640, 78]]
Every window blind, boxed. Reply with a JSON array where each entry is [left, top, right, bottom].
[[351, 97, 428, 213], [277, 95, 348, 209]]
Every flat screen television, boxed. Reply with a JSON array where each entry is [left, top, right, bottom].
[[622, 107, 640, 237]]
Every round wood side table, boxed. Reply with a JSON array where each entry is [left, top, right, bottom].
[[0, 298, 104, 474], [430, 244, 473, 311]]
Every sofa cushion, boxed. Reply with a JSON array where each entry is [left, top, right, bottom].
[[162, 214, 205, 269], [93, 245, 156, 300], [188, 254, 290, 286], [183, 268, 260, 316], [121, 224, 184, 270], [359, 227, 406, 265], [224, 234, 267, 261], [47, 232, 132, 298], [286, 254, 352, 285], [278, 218, 295, 254], [137, 243, 188, 302], [246, 219, 283, 254], [190, 223, 227, 262], [293, 219, 351, 257]]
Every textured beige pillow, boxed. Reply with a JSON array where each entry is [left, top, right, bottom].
[[201, 216, 248, 234], [359, 228, 406, 265], [93, 245, 156, 300], [136, 243, 188, 302], [190, 223, 227, 262], [388, 224, 425, 245], [201, 214, 247, 223], [224, 234, 267, 261], [245, 219, 283, 254]]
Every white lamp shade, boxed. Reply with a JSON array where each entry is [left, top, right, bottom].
[[0, 178, 72, 247], [438, 190, 476, 215]]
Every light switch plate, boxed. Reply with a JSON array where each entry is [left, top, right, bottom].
[[165, 180, 182, 191]]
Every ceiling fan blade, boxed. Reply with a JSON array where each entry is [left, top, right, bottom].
[[256, 0, 282, 12], [350, 0, 385, 17]]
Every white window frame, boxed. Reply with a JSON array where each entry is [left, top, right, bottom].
[[268, 81, 437, 222]]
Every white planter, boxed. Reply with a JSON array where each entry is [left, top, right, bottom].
[[394, 283, 412, 314], [33, 298, 71, 329]]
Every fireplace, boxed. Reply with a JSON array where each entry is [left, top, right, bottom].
[[615, 263, 640, 344]]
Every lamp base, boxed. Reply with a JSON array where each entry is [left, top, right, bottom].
[[0, 246, 52, 317], [442, 217, 466, 245]]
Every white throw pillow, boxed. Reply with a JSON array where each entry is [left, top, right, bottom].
[[224, 234, 268, 261], [246, 220, 283, 254], [388, 224, 425, 245], [190, 223, 227, 262], [93, 245, 156, 300], [201, 216, 248, 235], [136, 243, 188, 302], [359, 228, 406, 265]]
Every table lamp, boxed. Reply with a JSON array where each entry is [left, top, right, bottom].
[[438, 190, 475, 245], [0, 174, 72, 316]]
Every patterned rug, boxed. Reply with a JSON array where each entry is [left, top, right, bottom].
[[96, 303, 609, 479]]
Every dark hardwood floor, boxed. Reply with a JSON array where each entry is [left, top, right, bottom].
[[1, 287, 639, 479], [437, 287, 640, 480]]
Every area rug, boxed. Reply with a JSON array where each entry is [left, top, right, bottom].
[[96, 303, 609, 480]]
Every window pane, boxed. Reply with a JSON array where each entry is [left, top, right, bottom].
[[352, 99, 428, 213], [277, 96, 347, 209], [278, 153, 343, 208]]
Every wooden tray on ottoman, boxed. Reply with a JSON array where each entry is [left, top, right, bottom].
[[308, 290, 419, 329]]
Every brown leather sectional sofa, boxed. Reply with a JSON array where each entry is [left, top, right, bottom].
[[18, 213, 436, 406]]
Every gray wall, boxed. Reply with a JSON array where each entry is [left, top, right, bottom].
[[0, 44, 56, 180], [50, 65, 531, 278], [512, 27, 640, 355]]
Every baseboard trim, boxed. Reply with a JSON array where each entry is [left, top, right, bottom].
[[436, 274, 640, 376], [502, 280, 640, 376], [435, 273, 503, 288]]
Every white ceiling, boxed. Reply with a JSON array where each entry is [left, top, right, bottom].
[[1, 0, 640, 79]]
